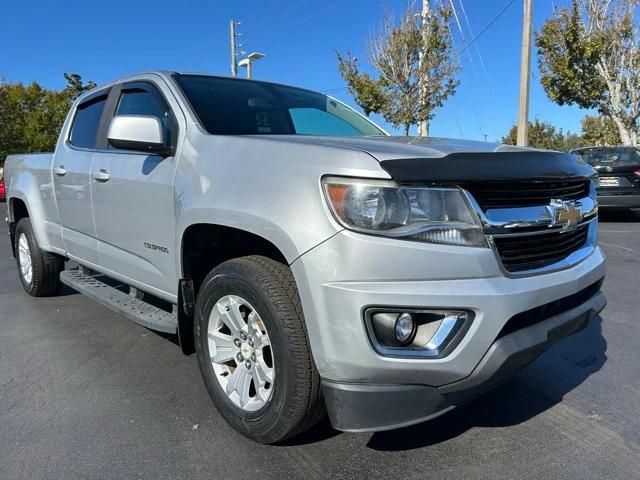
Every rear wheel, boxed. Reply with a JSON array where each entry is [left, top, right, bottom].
[[14, 218, 64, 296], [194, 255, 324, 444]]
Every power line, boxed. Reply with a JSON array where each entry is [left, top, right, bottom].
[[251, 0, 349, 42], [323, 0, 515, 94], [445, 0, 486, 101], [250, 0, 312, 31], [288, 0, 349, 28], [457, 0, 497, 100], [458, 0, 517, 55]]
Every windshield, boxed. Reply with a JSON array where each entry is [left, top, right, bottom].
[[575, 147, 640, 165], [174, 74, 385, 136]]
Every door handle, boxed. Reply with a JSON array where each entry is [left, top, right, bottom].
[[93, 169, 110, 182], [53, 166, 66, 176]]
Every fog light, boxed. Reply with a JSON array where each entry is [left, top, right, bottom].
[[395, 313, 415, 344], [367, 308, 472, 357]]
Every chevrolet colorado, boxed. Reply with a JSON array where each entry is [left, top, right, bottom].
[[4, 72, 606, 443]]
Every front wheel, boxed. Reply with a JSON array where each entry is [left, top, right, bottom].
[[194, 256, 324, 444], [14, 218, 64, 297]]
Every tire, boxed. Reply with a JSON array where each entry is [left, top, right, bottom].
[[194, 255, 324, 444], [14, 218, 64, 297]]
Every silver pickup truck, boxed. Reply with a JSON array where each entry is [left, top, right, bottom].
[[4, 71, 606, 444]]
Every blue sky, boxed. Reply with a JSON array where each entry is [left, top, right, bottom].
[[0, 0, 591, 141]]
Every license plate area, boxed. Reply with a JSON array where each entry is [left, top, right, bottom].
[[597, 176, 631, 188]]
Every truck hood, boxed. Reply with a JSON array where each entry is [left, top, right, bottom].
[[246, 135, 510, 159], [246, 135, 596, 182]]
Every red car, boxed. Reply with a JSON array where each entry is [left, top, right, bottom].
[[0, 168, 5, 202]]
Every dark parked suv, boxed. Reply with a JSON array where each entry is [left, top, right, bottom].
[[570, 146, 640, 210]]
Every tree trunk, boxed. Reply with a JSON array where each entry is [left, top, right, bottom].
[[609, 113, 636, 146], [404, 124, 410, 136], [596, 63, 637, 147]]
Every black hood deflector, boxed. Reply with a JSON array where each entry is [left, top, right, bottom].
[[379, 151, 596, 183]]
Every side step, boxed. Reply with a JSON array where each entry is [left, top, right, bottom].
[[60, 269, 177, 334]]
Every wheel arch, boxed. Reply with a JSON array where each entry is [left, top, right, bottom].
[[180, 223, 289, 295], [177, 222, 291, 356], [6, 165, 59, 255], [9, 196, 30, 223], [8, 196, 31, 257]]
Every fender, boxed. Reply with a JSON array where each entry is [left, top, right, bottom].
[[5, 155, 65, 255]]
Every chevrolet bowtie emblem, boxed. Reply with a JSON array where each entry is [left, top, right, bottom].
[[548, 199, 583, 232]]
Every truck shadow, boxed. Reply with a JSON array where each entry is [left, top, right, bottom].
[[57, 283, 81, 297], [366, 314, 607, 451], [143, 310, 607, 450]]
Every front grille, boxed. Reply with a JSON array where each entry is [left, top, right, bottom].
[[464, 180, 591, 210], [492, 224, 590, 273], [496, 278, 603, 340]]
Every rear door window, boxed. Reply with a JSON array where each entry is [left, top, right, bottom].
[[70, 95, 108, 148]]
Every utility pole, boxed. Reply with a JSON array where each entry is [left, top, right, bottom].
[[516, 0, 533, 146], [230, 20, 238, 77], [418, 0, 430, 137]]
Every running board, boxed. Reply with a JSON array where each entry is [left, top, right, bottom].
[[60, 269, 177, 334]]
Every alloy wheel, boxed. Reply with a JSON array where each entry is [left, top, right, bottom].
[[18, 234, 32, 285], [208, 295, 275, 411]]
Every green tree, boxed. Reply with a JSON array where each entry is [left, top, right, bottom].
[[563, 131, 587, 151], [502, 119, 586, 151], [581, 115, 622, 145], [336, 52, 388, 117], [535, 0, 640, 146], [337, 2, 459, 136], [0, 73, 95, 166]]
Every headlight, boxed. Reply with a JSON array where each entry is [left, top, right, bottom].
[[323, 177, 487, 247]]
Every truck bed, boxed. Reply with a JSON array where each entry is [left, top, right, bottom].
[[3, 153, 54, 199], [4, 152, 54, 173]]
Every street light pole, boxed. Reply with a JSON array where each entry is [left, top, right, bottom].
[[517, 0, 533, 146], [238, 52, 265, 79]]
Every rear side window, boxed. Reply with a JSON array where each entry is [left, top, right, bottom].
[[70, 95, 108, 148]]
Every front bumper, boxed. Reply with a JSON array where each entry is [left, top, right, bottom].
[[323, 289, 605, 432], [597, 193, 640, 208], [292, 229, 606, 432]]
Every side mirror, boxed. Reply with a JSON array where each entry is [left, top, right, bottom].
[[107, 115, 171, 155]]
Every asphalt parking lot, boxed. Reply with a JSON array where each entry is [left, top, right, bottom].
[[1, 213, 639, 480]]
